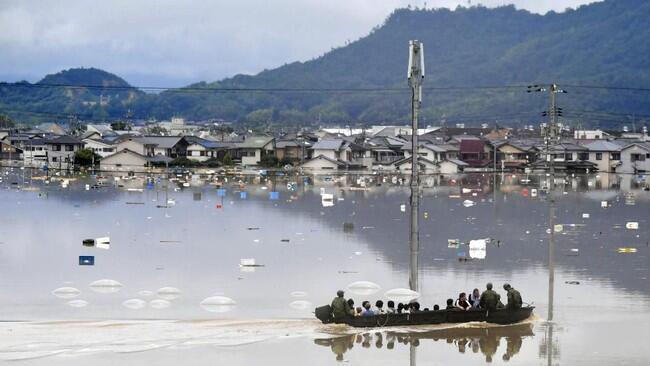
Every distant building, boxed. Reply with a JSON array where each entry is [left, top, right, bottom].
[[42, 135, 85, 167], [232, 136, 275, 166], [574, 129, 610, 140]]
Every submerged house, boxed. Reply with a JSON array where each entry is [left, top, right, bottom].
[[233, 136, 275, 166]]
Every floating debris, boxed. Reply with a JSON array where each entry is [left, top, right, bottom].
[[447, 239, 460, 249], [462, 200, 475, 207], [617, 247, 638, 253], [52, 287, 81, 299], [601, 201, 608, 208], [239, 258, 264, 267], [79, 256, 95, 266], [247, 227, 260, 230], [82, 239, 95, 247], [565, 281, 581, 285], [95, 237, 110, 250], [469, 239, 487, 259], [626, 222, 639, 230], [582, 213, 590, 219], [566, 248, 580, 256]]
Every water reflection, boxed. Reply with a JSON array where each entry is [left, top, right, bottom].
[[314, 323, 534, 362]]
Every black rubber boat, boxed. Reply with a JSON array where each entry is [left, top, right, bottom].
[[315, 305, 534, 327]]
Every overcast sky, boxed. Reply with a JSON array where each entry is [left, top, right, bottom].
[[0, 0, 598, 87]]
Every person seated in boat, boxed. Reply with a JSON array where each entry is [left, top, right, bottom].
[[445, 298, 455, 310], [399, 303, 410, 314], [433, 304, 440, 311], [386, 300, 396, 313], [479, 282, 499, 311], [331, 290, 352, 319], [410, 302, 421, 312], [469, 288, 481, 308], [455, 292, 471, 310], [503, 283, 523, 309], [354, 306, 363, 317], [361, 301, 375, 316], [374, 300, 385, 314]]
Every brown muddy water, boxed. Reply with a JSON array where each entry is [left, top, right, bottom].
[[0, 169, 648, 365]]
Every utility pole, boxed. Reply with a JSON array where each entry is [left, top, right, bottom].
[[408, 40, 424, 292]]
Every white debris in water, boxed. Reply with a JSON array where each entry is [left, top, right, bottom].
[[52, 287, 81, 299], [289, 300, 313, 310], [347, 281, 381, 296], [200, 296, 237, 313], [67, 300, 89, 308], [149, 299, 171, 309], [123, 299, 147, 310], [384, 288, 420, 303], [157, 287, 181, 300], [462, 200, 475, 207], [469, 239, 487, 259], [626, 222, 639, 230], [89, 279, 123, 294], [582, 213, 590, 219]]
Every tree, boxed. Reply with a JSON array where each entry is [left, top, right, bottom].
[[148, 125, 169, 135], [0, 115, 15, 128], [222, 152, 233, 166], [74, 148, 101, 166], [110, 120, 131, 131]]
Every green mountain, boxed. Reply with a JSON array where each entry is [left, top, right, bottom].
[[2, 0, 650, 128], [0, 68, 141, 123]]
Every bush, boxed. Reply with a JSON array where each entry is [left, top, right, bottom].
[[74, 148, 101, 166]]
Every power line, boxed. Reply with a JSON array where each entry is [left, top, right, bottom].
[[3, 81, 650, 97]]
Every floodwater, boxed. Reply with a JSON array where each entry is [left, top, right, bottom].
[[0, 168, 648, 365]]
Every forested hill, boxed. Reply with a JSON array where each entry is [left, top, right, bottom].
[[2, 0, 650, 127]]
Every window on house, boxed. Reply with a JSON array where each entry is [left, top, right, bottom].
[[631, 154, 646, 162], [596, 153, 603, 160], [611, 153, 620, 160], [565, 153, 573, 161], [52, 157, 57, 162], [578, 152, 589, 161], [53, 145, 61, 151], [200, 151, 206, 156], [65, 145, 74, 151]]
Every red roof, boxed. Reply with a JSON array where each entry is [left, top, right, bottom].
[[460, 139, 485, 153]]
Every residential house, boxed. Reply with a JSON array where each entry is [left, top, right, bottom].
[[494, 141, 539, 170], [116, 136, 188, 159], [300, 155, 351, 170], [99, 149, 159, 172], [617, 142, 650, 174], [529, 142, 596, 172], [574, 129, 610, 140], [233, 135, 275, 166], [310, 139, 345, 161], [275, 139, 312, 162], [43, 135, 85, 167], [83, 138, 116, 158], [582, 140, 622, 173], [0, 140, 23, 160], [458, 139, 491, 169], [185, 137, 230, 162]]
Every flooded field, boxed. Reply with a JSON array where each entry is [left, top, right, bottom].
[[0, 168, 648, 365]]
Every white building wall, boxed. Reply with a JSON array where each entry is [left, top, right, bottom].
[[241, 149, 261, 166], [617, 145, 650, 174], [313, 149, 337, 160], [100, 151, 148, 172]]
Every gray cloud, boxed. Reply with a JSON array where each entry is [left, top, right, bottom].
[[0, 0, 598, 87]]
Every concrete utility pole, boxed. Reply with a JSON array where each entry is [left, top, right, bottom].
[[408, 40, 424, 292]]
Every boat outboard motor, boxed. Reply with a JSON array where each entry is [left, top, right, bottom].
[[315, 305, 333, 323]]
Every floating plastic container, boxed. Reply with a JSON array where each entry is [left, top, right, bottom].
[[79, 256, 94, 265]]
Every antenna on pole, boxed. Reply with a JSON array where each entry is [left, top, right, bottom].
[[408, 40, 424, 292]]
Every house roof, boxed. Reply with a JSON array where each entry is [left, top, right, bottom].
[[236, 136, 274, 149], [101, 148, 148, 161], [459, 139, 485, 153], [445, 158, 470, 166], [312, 139, 344, 150], [583, 140, 623, 152], [186, 137, 229, 149], [621, 142, 650, 151], [394, 156, 438, 167], [42, 135, 84, 145], [137, 136, 186, 148]]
